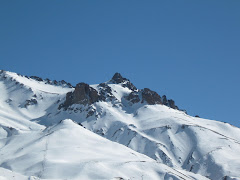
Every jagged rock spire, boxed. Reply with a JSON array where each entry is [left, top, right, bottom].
[[111, 72, 126, 84], [161, 95, 179, 110], [110, 72, 137, 91]]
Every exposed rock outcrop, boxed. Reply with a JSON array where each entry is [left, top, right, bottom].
[[111, 73, 126, 84], [124, 87, 182, 109], [162, 95, 168, 105], [168, 99, 178, 110], [30, 76, 43, 82], [110, 73, 137, 91], [98, 83, 116, 101], [58, 72, 184, 112], [24, 99, 38, 108], [125, 91, 140, 104], [141, 88, 162, 105], [161, 95, 179, 110], [30, 76, 73, 88], [59, 83, 99, 109]]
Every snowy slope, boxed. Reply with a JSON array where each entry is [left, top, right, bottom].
[[0, 70, 72, 130], [0, 119, 207, 180], [0, 70, 240, 180], [44, 101, 240, 179]]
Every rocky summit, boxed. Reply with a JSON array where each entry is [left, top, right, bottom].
[[110, 72, 137, 91], [59, 72, 181, 112]]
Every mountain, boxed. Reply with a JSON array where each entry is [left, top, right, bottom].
[[0, 119, 207, 180], [0, 70, 240, 180]]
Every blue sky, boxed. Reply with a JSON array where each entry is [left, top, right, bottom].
[[1, 1, 240, 127]]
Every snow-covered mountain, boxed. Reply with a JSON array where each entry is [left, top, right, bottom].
[[0, 70, 240, 180]]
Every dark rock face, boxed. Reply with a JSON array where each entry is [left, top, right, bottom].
[[110, 73, 137, 91], [86, 108, 96, 118], [98, 83, 116, 101], [125, 91, 140, 104], [125, 88, 182, 109], [168, 99, 178, 109], [30, 76, 73, 88], [59, 83, 99, 109], [70, 83, 98, 105], [162, 95, 179, 110], [59, 80, 72, 87], [24, 99, 38, 108], [162, 95, 168, 105], [141, 88, 162, 105], [30, 76, 43, 82], [111, 73, 125, 84]]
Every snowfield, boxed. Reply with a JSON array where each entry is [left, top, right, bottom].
[[0, 70, 240, 180], [0, 119, 208, 180]]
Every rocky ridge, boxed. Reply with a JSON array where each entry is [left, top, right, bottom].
[[0, 70, 182, 112], [0, 70, 73, 88], [58, 72, 183, 112]]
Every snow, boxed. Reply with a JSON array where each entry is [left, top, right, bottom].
[[5, 71, 72, 94], [0, 119, 205, 180], [0, 167, 37, 180], [107, 84, 132, 102], [0, 70, 240, 179], [0, 71, 73, 130]]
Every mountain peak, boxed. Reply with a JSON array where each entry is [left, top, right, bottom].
[[110, 72, 137, 91], [111, 72, 125, 84]]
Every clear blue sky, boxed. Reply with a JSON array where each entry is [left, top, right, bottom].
[[1, 1, 240, 127]]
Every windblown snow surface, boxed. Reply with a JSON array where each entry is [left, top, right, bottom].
[[0, 70, 240, 180]]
